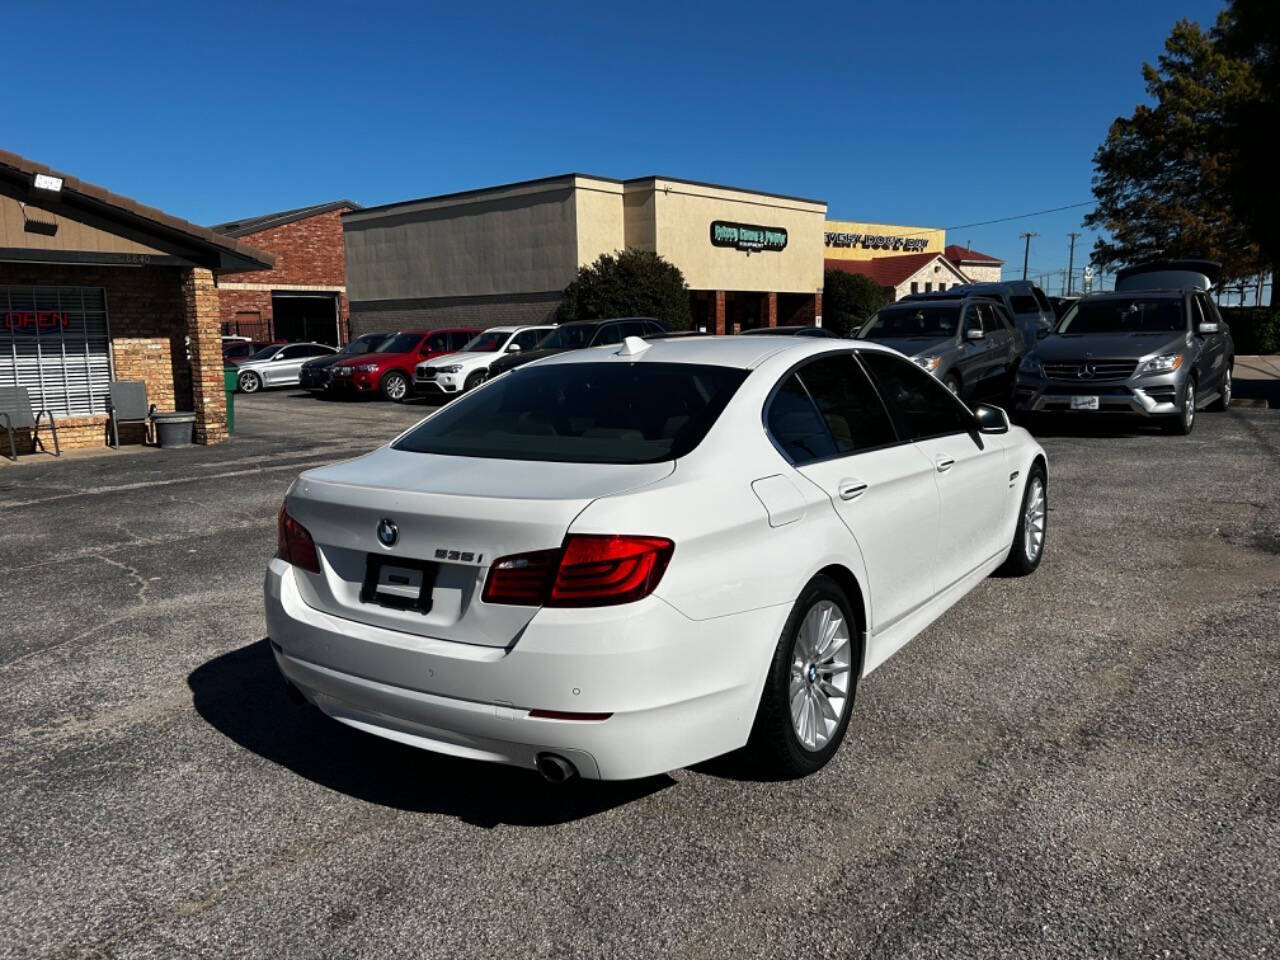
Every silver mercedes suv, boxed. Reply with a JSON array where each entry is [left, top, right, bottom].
[[1014, 260, 1233, 435]]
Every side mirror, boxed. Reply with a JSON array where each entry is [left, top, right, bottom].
[[974, 403, 1010, 434], [507, 343, 522, 352], [965, 326, 985, 341], [1035, 328, 1051, 340], [1198, 322, 1220, 335]]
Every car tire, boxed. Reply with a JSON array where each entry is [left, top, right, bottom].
[[747, 574, 859, 779], [943, 374, 961, 397], [464, 369, 488, 392], [998, 465, 1047, 576], [1209, 365, 1232, 411], [1165, 378, 1196, 435], [381, 372, 409, 402], [238, 371, 261, 394]]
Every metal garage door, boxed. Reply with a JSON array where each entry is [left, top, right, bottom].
[[1, 286, 113, 416]]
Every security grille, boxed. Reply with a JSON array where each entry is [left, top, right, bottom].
[[0, 286, 113, 417]]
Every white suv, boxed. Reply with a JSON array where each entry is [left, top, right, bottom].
[[414, 325, 552, 395]]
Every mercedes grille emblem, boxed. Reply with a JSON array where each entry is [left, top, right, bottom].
[[376, 518, 398, 547]]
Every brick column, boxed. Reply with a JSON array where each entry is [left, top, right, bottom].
[[763, 292, 778, 328], [182, 267, 228, 445], [712, 291, 727, 335]]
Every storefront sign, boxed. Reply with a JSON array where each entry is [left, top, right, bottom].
[[3, 310, 72, 335], [825, 232, 929, 253], [711, 221, 788, 253]]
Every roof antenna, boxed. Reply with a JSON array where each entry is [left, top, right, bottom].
[[617, 335, 651, 357]]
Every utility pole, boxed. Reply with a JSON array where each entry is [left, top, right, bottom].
[[1019, 232, 1037, 280], [1066, 232, 1081, 295]]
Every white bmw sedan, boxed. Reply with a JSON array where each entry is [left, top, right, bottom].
[[266, 336, 1047, 781]]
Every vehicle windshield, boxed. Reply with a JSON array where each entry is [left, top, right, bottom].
[[341, 334, 387, 355], [376, 333, 422, 354], [247, 345, 280, 361], [1056, 297, 1185, 334], [459, 331, 508, 353], [536, 325, 594, 350], [393, 362, 748, 464], [858, 305, 959, 341]]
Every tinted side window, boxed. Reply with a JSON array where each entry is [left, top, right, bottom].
[[1032, 287, 1053, 314], [1009, 295, 1039, 314], [428, 333, 450, 352], [307, 344, 333, 356], [513, 329, 543, 350], [992, 305, 1015, 332], [644, 321, 665, 335], [859, 352, 975, 441], [594, 324, 623, 346], [619, 320, 647, 339], [280, 345, 308, 359], [766, 375, 836, 464], [797, 355, 897, 453]]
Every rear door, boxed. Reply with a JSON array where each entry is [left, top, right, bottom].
[[859, 351, 1010, 590], [769, 353, 940, 635]]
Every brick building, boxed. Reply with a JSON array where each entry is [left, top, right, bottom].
[[213, 200, 358, 346], [1, 150, 272, 451], [943, 244, 1004, 283]]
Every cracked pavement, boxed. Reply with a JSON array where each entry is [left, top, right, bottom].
[[2, 389, 1278, 959]]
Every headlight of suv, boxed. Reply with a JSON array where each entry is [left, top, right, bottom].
[[1018, 354, 1042, 376], [1138, 354, 1184, 375], [912, 356, 941, 373], [439, 364, 463, 374], [355, 363, 380, 372]]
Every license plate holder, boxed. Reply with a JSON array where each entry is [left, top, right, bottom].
[[1070, 395, 1100, 411], [360, 554, 438, 614]]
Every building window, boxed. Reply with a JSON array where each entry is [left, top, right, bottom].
[[1, 285, 113, 416], [924, 282, 933, 292], [910, 282, 919, 294], [938, 282, 946, 292]]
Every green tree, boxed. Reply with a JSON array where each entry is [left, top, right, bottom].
[[1085, 18, 1262, 284], [1216, 0, 1280, 304], [822, 269, 886, 337], [557, 249, 691, 329]]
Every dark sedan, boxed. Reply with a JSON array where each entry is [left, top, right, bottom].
[[298, 332, 390, 392], [487, 317, 668, 377]]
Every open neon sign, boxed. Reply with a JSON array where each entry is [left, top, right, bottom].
[[3, 311, 72, 335]]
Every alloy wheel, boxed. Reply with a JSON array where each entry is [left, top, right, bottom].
[[1223, 369, 1232, 408], [385, 375, 407, 400], [788, 600, 853, 752], [239, 372, 260, 394], [1184, 382, 1195, 430], [1024, 477, 1046, 562]]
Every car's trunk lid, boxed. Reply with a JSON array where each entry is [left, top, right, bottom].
[[285, 446, 674, 647]]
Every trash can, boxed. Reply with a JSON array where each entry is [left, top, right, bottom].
[[153, 411, 196, 448], [223, 366, 237, 434]]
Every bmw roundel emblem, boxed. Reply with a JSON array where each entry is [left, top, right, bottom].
[[376, 518, 398, 547]]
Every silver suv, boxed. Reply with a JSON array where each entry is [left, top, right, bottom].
[[1014, 260, 1233, 435], [855, 295, 1023, 404], [904, 280, 1056, 349]]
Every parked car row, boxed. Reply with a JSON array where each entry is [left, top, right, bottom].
[[229, 263, 1234, 437]]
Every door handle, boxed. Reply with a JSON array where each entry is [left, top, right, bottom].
[[838, 479, 868, 500], [935, 456, 955, 473]]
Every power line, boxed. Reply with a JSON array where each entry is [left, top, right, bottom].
[[943, 201, 1095, 232]]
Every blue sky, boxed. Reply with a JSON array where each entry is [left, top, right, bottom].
[[5, 0, 1225, 292]]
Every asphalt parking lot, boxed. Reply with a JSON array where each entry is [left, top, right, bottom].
[[3, 386, 1279, 959]]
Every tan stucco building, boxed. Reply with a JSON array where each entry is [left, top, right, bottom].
[[343, 175, 827, 334]]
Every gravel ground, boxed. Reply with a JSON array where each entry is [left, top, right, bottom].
[[2, 388, 1277, 959]]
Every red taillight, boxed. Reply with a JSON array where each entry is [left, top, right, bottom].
[[277, 503, 320, 573], [482, 535, 674, 608]]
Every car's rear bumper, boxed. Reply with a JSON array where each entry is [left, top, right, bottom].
[[264, 558, 787, 780]]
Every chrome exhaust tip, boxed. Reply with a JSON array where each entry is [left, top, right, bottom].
[[535, 753, 578, 783]]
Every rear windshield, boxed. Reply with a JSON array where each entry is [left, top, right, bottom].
[[376, 333, 422, 354], [1057, 297, 1186, 334], [536, 325, 594, 350], [393, 362, 748, 464], [1008, 295, 1039, 314], [858, 305, 959, 341]]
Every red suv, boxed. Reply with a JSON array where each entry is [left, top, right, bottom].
[[328, 328, 476, 401]]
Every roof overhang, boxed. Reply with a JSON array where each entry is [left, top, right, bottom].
[[0, 149, 273, 272]]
